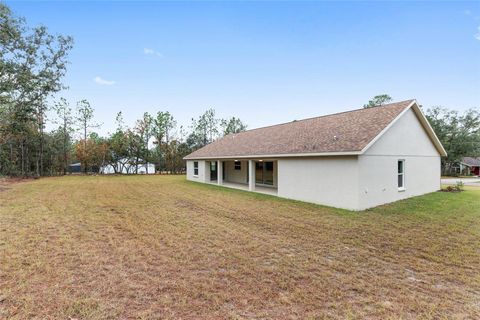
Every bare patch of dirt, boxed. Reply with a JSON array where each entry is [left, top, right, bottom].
[[0, 177, 33, 192]]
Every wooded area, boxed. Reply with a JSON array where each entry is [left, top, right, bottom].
[[1, 4, 478, 177], [0, 3, 247, 176]]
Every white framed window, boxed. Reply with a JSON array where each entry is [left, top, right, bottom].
[[398, 160, 405, 191], [234, 161, 241, 170], [193, 161, 199, 176]]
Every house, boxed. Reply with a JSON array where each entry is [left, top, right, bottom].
[[100, 158, 155, 174], [461, 157, 480, 176], [69, 162, 100, 174], [184, 100, 446, 210], [68, 162, 82, 174], [446, 157, 480, 176]]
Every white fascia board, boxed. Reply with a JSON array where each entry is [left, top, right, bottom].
[[410, 104, 448, 157], [184, 151, 361, 160]]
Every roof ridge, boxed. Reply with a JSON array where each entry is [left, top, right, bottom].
[[227, 99, 415, 137]]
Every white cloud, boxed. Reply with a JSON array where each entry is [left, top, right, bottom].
[[94, 76, 115, 86], [475, 26, 480, 41], [144, 48, 163, 57]]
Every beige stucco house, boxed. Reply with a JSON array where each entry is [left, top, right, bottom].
[[184, 100, 446, 210]]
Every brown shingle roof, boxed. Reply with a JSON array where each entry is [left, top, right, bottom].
[[185, 100, 415, 159]]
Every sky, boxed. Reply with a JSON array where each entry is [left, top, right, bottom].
[[5, 0, 480, 136]]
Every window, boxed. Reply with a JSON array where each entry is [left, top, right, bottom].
[[255, 161, 274, 186], [265, 161, 273, 171], [234, 161, 241, 170], [193, 161, 199, 176], [398, 160, 405, 190]]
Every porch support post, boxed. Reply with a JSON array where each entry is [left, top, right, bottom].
[[217, 160, 223, 185], [248, 160, 255, 191]]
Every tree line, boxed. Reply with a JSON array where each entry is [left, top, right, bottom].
[[0, 3, 246, 176], [71, 104, 247, 175]]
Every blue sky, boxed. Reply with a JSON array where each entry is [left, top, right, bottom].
[[6, 1, 480, 136]]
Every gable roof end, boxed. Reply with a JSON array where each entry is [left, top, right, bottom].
[[360, 100, 447, 157]]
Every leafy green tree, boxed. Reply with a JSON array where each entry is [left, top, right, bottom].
[[53, 98, 74, 175], [74, 133, 108, 174], [44, 128, 67, 175], [221, 117, 247, 135], [425, 107, 480, 173], [189, 108, 219, 149], [105, 112, 129, 173], [75, 100, 100, 173], [165, 139, 190, 174], [153, 111, 175, 172], [0, 3, 73, 176], [134, 112, 154, 173], [34, 99, 49, 176], [125, 129, 143, 173], [363, 94, 393, 108]]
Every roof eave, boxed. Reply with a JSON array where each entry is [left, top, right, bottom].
[[183, 151, 362, 160], [411, 103, 447, 157]]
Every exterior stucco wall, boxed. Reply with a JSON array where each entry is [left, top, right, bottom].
[[224, 161, 248, 184], [358, 108, 441, 209], [366, 109, 439, 157], [186, 160, 207, 183], [358, 155, 440, 209], [277, 156, 359, 210]]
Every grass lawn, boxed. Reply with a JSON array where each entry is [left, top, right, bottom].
[[1, 176, 479, 319]]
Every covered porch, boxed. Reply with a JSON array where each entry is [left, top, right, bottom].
[[205, 159, 278, 195], [221, 181, 278, 196]]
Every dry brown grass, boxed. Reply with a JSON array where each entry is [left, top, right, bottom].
[[0, 175, 479, 319]]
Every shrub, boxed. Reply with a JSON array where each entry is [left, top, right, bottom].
[[443, 186, 455, 192], [454, 181, 464, 192], [441, 182, 464, 192]]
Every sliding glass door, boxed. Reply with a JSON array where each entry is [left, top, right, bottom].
[[255, 161, 274, 186], [210, 161, 217, 181]]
